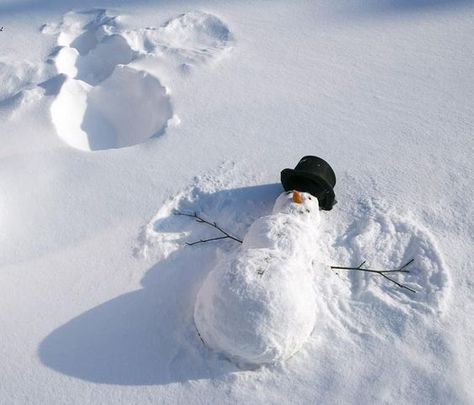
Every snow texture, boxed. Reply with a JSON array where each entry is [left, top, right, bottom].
[[0, 1, 473, 404], [47, 9, 231, 150], [194, 191, 321, 366]]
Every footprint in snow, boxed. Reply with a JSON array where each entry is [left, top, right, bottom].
[[44, 9, 232, 151]]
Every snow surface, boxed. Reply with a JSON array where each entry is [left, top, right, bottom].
[[1, 1, 473, 404]]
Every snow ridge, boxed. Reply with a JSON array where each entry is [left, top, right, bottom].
[[44, 9, 232, 151]]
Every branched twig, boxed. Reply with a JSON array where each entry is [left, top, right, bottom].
[[174, 211, 243, 245], [175, 211, 418, 293], [331, 259, 416, 293]]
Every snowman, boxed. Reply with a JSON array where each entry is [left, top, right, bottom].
[[194, 156, 337, 367]]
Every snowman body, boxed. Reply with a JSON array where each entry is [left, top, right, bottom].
[[194, 191, 321, 366]]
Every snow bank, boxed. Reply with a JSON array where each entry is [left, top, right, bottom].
[[46, 9, 232, 151]]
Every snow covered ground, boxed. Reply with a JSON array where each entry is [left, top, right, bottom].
[[1, 1, 473, 403]]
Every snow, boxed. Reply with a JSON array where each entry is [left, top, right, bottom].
[[1, 1, 473, 404], [194, 192, 320, 366], [51, 66, 173, 150]]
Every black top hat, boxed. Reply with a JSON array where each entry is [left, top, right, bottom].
[[281, 155, 337, 210]]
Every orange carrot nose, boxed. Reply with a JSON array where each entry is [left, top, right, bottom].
[[292, 191, 304, 204]]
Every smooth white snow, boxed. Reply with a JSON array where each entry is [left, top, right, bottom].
[[0, 1, 473, 404]]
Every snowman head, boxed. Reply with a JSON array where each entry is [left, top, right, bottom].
[[272, 190, 320, 219]]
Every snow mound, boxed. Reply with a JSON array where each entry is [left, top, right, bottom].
[[47, 9, 231, 150], [48, 10, 173, 151], [160, 11, 232, 50], [49, 10, 132, 86], [54, 9, 121, 55], [194, 192, 321, 366], [51, 65, 172, 151], [122, 11, 233, 67], [55, 34, 134, 86]]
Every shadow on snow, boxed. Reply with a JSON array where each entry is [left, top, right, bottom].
[[38, 184, 281, 385]]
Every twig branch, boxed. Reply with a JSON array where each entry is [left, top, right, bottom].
[[185, 236, 230, 246], [331, 259, 416, 293], [175, 210, 418, 293], [174, 211, 243, 245]]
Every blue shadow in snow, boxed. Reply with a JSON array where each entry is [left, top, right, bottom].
[[2, 0, 472, 19], [0, 0, 185, 16], [38, 183, 282, 385], [385, 0, 473, 9], [349, 0, 473, 15]]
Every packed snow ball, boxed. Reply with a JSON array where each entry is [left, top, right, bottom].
[[194, 191, 321, 366]]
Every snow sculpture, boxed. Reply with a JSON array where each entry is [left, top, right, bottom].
[[194, 190, 321, 366]]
